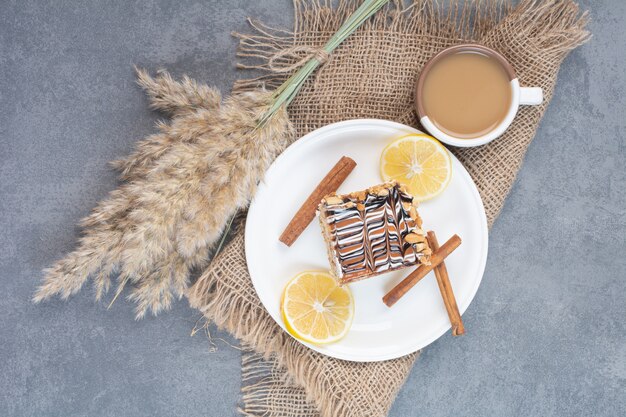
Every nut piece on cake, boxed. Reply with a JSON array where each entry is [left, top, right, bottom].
[[317, 181, 432, 285]]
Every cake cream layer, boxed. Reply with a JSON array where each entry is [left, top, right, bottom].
[[318, 181, 431, 284]]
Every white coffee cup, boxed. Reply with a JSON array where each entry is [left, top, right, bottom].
[[415, 44, 543, 148]]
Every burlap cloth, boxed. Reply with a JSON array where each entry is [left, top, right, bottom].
[[188, 1, 589, 416]]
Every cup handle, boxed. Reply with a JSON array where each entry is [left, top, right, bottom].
[[519, 87, 543, 105]]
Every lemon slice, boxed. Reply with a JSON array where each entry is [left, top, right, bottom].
[[281, 271, 354, 345], [380, 134, 452, 201]]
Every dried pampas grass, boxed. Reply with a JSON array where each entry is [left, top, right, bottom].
[[34, 69, 292, 318], [35, 0, 390, 317]]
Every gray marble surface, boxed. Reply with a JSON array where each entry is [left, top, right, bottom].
[[1, 1, 624, 416]]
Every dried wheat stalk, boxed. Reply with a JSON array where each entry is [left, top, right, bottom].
[[34, 69, 292, 318]]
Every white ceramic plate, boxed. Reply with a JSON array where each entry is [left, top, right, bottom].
[[246, 119, 488, 362]]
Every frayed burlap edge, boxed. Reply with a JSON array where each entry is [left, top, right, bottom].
[[189, 1, 590, 417], [190, 229, 419, 417]]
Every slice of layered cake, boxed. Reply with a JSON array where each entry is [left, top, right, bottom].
[[318, 181, 431, 284]]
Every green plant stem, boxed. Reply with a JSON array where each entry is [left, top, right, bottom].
[[213, 212, 236, 258], [258, 0, 390, 126]]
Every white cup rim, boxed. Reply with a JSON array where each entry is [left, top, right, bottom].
[[415, 43, 524, 148]]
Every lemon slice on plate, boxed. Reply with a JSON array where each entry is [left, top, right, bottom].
[[281, 271, 354, 345], [380, 133, 452, 201]]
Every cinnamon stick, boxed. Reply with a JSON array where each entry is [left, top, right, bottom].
[[279, 156, 357, 246], [382, 234, 462, 307], [427, 231, 465, 336]]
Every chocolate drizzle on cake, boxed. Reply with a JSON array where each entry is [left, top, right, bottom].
[[318, 181, 431, 284]]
